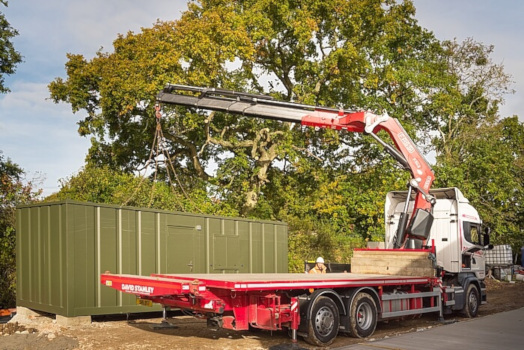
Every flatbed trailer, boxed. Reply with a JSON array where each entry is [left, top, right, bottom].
[[101, 248, 447, 346]]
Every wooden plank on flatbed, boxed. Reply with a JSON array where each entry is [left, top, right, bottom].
[[351, 250, 435, 276]]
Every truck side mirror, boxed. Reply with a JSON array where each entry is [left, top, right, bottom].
[[482, 227, 491, 248], [408, 209, 434, 240]]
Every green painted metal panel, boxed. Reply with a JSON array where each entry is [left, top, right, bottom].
[[49, 205, 63, 308], [213, 235, 240, 271], [16, 200, 288, 317], [30, 206, 39, 302], [250, 223, 263, 273], [207, 217, 220, 272], [264, 224, 276, 273], [238, 221, 250, 273], [16, 205, 67, 316], [16, 208, 29, 302], [71, 204, 95, 311], [98, 206, 118, 308], [138, 211, 157, 276], [276, 225, 288, 273]]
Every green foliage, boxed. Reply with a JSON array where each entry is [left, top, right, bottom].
[[0, 0, 22, 93], [435, 117, 524, 252], [428, 38, 514, 158], [49, 164, 240, 217], [428, 37, 518, 252], [49, 0, 441, 211], [0, 152, 41, 308], [286, 214, 366, 273]]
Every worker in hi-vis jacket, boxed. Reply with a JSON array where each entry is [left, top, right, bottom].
[[309, 257, 327, 274]]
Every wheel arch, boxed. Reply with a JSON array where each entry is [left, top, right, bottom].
[[460, 274, 481, 290], [307, 289, 346, 319], [460, 276, 483, 317], [459, 275, 482, 307], [466, 278, 481, 294]]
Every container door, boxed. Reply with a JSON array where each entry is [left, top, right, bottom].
[[213, 234, 240, 271], [166, 225, 196, 273]]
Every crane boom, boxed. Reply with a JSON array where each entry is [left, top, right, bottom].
[[157, 84, 435, 247]]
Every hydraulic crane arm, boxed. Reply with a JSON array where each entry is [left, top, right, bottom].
[[157, 84, 436, 247]]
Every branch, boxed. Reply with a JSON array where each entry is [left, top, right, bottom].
[[292, 145, 323, 162], [163, 132, 210, 181], [197, 112, 213, 157]]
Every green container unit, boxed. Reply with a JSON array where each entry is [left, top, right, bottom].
[[16, 201, 288, 317]]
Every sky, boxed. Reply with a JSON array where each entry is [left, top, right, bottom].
[[0, 0, 522, 197]]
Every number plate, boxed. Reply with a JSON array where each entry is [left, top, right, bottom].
[[136, 298, 153, 307]]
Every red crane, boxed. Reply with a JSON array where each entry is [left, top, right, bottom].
[[157, 85, 436, 248]]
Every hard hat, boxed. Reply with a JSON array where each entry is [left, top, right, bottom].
[[316, 257, 324, 264]]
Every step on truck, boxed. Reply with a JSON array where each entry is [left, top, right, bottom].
[[101, 85, 492, 346]]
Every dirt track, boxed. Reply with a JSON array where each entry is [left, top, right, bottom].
[[1, 278, 523, 350]]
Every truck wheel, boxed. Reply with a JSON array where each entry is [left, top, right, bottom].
[[348, 292, 377, 338], [304, 296, 340, 346], [462, 284, 480, 318]]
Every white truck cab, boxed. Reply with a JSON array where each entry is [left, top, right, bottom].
[[385, 187, 491, 317], [385, 187, 493, 317], [385, 187, 488, 279]]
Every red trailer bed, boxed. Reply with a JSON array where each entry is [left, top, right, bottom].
[[101, 272, 435, 295], [100, 250, 444, 346]]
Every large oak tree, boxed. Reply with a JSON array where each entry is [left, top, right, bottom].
[[49, 0, 443, 212]]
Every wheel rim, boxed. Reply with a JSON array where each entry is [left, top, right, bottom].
[[356, 302, 373, 330], [468, 290, 478, 313], [314, 306, 335, 336]]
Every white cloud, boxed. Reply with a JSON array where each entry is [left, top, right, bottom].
[[1, 81, 64, 114]]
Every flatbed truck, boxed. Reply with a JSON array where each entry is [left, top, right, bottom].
[[101, 253, 442, 346], [101, 85, 491, 346]]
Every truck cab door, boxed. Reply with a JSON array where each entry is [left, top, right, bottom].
[[461, 222, 486, 279], [431, 199, 460, 273]]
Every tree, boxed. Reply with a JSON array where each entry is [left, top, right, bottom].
[[424, 37, 518, 253], [52, 0, 484, 264], [434, 116, 524, 252], [49, 0, 444, 216], [426, 38, 514, 158], [0, 0, 22, 93], [0, 152, 41, 308]]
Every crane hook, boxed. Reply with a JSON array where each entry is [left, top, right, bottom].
[[155, 104, 162, 121]]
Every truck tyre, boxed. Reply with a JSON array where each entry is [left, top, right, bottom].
[[305, 296, 340, 346], [462, 284, 480, 318], [348, 292, 377, 338]]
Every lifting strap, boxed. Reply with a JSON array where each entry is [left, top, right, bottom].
[[122, 105, 200, 212]]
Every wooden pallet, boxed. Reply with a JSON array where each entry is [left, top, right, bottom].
[[351, 250, 435, 277]]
